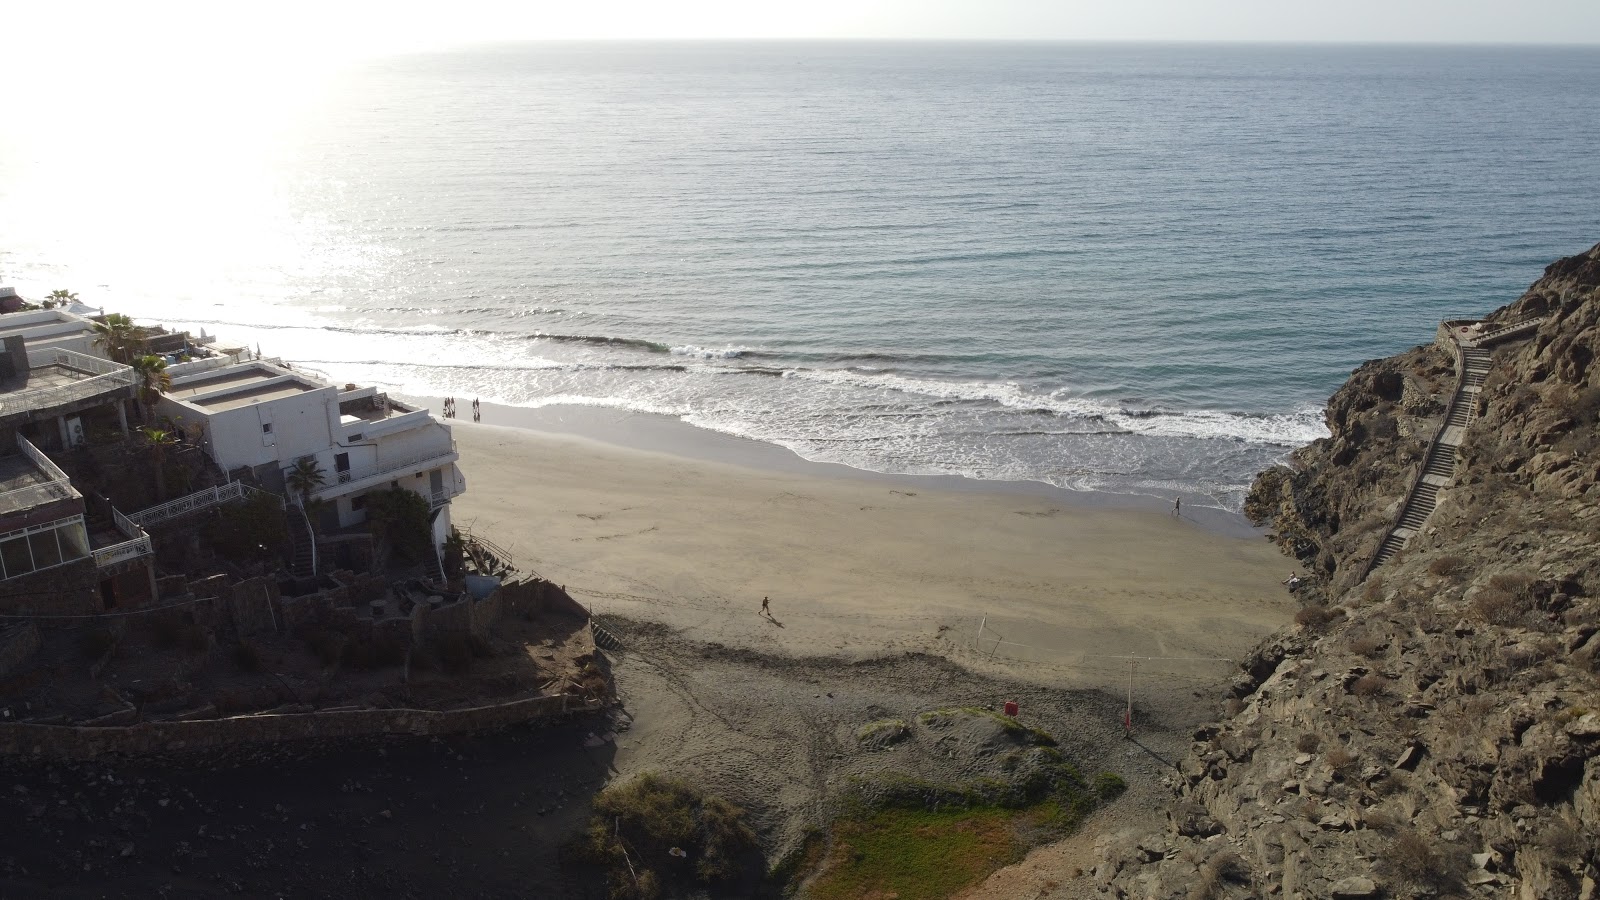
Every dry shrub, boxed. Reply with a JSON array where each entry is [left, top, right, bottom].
[[1350, 674, 1388, 697], [1472, 587, 1526, 626], [299, 626, 345, 667], [1223, 697, 1244, 717], [1428, 556, 1470, 579], [233, 640, 264, 672], [579, 773, 759, 899], [1371, 771, 1410, 797], [1186, 850, 1247, 900], [1540, 818, 1586, 858], [79, 627, 117, 660], [1379, 829, 1468, 893], [1349, 633, 1387, 658], [1364, 805, 1400, 831], [1325, 747, 1358, 775], [1295, 732, 1321, 754], [1361, 575, 1386, 605], [1296, 604, 1337, 629]]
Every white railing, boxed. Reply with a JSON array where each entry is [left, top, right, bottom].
[[125, 480, 281, 528], [312, 443, 458, 498], [94, 504, 153, 569], [0, 435, 79, 515], [17, 434, 70, 482], [1, 350, 136, 417], [93, 535, 152, 569], [292, 500, 317, 575], [24, 347, 128, 377]]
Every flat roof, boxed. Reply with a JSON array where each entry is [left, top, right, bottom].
[[194, 381, 319, 411], [169, 366, 285, 400]]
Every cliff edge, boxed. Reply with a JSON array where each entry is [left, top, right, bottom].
[[1100, 243, 1600, 899]]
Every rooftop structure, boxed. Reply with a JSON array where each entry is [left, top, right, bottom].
[[0, 342, 136, 447], [0, 434, 154, 613], [0, 308, 104, 357]]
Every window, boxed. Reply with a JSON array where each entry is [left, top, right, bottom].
[[350, 494, 367, 511], [0, 517, 90, 581], [262, 423, 273, 435], [348, 433, 363, 442], [0, 537, 30, 580]]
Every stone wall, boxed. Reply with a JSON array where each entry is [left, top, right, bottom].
[[0, 692, 603, 761], [0, 622, 41, 680], [0, 559, 101, 617]]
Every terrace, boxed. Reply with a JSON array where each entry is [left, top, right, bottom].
[[0, 348, 137, 424], [0, 435, 80, 518]]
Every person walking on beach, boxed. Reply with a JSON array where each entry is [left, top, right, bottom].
[[473, 398, 481, 422], [1172, 496, 1181, 518], [761, 596, 771, 617]]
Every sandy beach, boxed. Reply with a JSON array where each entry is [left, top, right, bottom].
[[449, 409, 1296, 699]]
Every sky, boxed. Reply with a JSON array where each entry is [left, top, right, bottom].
[[5, 0, 1599, 71]]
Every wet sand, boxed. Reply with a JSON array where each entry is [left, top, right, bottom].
[[447, 412, 1295, 695]]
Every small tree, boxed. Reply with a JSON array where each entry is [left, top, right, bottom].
[[138, 427, 177, 501], [93, 313, 139, 363], [46, 289, 78, 309], [129, 355, 171, 423], [366, 489, 432, 564], [284, 456, 327, 508]]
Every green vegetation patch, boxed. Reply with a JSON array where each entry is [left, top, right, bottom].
[[854, 718, 911, 750], [916, 706, 1058, 745], [576, 773, 761, 900], [808, 806, 1019, 900], [802, 719, 1125, 900]]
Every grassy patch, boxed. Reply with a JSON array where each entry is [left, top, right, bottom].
[[855, 718, 911, 749], [575, 773, 760, 899], [804, 738, 1119, 899], [916, 706, 1058, 746], [808, 806, 1019, 900]]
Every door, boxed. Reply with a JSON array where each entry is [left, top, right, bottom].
[[335, 452, 350, 483], [429, 468, 445, 501]]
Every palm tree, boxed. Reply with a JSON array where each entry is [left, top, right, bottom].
[[45, 289, 78, 309], [138, 427, 177, 502], [93, 313, 139, 363], [285, 456, 327, 508], [129, 355, 171, 423]]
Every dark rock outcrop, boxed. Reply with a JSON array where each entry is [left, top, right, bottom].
[[1103, 243, 1600, 899]]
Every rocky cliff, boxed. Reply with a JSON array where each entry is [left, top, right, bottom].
[[1099, 243, 1600, 899]]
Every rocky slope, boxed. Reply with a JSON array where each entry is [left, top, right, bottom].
[[1099, 243, 1600, 899]]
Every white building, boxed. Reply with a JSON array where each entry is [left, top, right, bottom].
[[0, 308, 105, 358], [155, 359, 465, 556]]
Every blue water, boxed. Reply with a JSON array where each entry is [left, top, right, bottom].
[[3, 43, 1598, 508]]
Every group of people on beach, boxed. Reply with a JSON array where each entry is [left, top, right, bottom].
[[443, 397, 482, 422]]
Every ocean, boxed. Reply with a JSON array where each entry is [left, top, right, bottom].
[[3, 42, 1598, 510]]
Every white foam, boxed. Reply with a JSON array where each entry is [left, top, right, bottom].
[[670, 345, 747, 359]]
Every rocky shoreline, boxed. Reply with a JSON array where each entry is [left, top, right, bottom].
[[1097, 243, 1600, 899]]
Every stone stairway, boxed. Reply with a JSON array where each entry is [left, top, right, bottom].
[[288, 504, 317, 578], [1363, 320, 1539, 578]]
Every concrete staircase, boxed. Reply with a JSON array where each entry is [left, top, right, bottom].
[[1363, 320, 1539, 578], [288, 504, 317, 578]]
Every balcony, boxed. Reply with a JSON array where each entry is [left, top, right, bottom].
[[0, 349, 137, 420], [91, 508, 152, 570], [0, 435, 81, 518], [311, 443, 461, 502]]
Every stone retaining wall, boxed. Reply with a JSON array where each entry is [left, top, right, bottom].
[[0, 622, 41, 680], [0, 691, 604, 761]]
